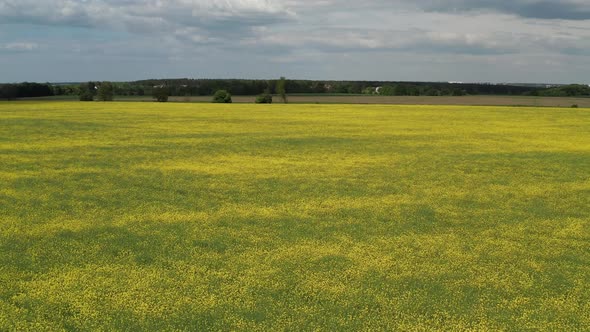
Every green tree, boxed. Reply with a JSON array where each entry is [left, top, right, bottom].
[[276, 77, 288, 103], [255, 93, 273, 104], [452, 89, 466, 96], [379, 85, 395, 96], [152, 86, 169, 102], [78, 82, 95, 101], [361, 87, 375, 95], [97, 81, 114, 101], [393, 84, 408, 96], [424, 88, 440, 96], [0, 84, 18, 100], [212, 90, 232, 103]]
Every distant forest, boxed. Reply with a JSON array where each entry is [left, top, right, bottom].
[[1, 79, 590, 100]]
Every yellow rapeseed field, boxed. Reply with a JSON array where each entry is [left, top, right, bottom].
[[1, 102, 589, 330]]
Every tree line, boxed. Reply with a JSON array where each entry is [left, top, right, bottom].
[[0, 82, 53, 99], [2, 79, 590, 100]]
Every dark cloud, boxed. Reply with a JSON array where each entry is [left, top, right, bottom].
[[416, 0, 590, 20]]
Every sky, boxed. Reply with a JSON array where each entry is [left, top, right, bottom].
[[1, 0, 590, 83]]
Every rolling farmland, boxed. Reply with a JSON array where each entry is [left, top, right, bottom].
[[1, 102, 589, 330]]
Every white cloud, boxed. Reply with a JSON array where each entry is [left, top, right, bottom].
[[1, 42, 39, 51], [1, 0, 590, 82], [0, 0, 293, 30]]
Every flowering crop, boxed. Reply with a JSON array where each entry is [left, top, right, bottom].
[[1, 102, 589, 330]]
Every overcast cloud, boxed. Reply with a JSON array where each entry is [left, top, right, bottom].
[[1, 0, 589, 83]]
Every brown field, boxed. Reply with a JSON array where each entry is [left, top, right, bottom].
[[165, 95, 590, 107], [20, 94, 590, 107]]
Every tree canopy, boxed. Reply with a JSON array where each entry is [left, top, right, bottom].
[[212, 90, 232, 103], [276, 77, 288, 103], [97, 82, 114, 101], [78, 83, 95, 101], [152, 86, 169, 102]]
